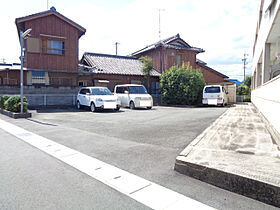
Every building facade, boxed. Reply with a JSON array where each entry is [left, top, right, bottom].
[[131, 34, 228, 84], [0, 7, 86, 87], [252, 0, 280, 142]]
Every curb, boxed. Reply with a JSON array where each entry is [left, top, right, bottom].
[[174, 105, 280, 207], [0, 108, 32, 119], [174, 158, 280, 208]]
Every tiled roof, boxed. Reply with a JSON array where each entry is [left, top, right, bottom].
[[81, 53, 161, 77], [131, 33, 204, 56]]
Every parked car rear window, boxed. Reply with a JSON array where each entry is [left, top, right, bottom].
[[80, 88, 90, 94], [91, 88, 113, 95], [128, 86, 147, 94], [205, 87, 221, 93]]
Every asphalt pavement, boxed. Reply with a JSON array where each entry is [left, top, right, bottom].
[[0, 106, 276, 209]]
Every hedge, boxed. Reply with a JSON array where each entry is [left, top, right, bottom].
[[160, 63, 205, 105], [0, 95, 11, 109], [2, 95, 28, 113]]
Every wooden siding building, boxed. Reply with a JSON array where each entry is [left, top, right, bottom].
[[0, 7, 86, 87], [131, 34, 228, 84]]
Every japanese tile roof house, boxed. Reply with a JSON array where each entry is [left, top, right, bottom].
[[0, 7, 87, 87], [80, 52, 161, 92], [131, 33, 228, 84]]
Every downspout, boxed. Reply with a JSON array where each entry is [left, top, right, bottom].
[[161, 43, 165, 72]]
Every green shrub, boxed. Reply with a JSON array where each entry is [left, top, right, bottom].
[[160, 62, 205, 105], [243, 96, 251, 102], [237, 84, 250, 95], [0, 95, 11, 109], [4, 95, 28, 113]]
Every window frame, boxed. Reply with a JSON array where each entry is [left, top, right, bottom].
[[41, 39, 65, 55]]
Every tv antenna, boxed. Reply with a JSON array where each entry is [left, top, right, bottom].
[[158, 9, 165, 40]]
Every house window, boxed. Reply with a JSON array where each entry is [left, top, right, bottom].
[[32, 71, 45, 78], [176, 55, 182, 66], [42, 40, 65, 55], [78, 81, 87, 87], [31, 71, 45, 84]]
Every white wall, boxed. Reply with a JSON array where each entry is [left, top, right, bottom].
[[251, 75, 280, 136]]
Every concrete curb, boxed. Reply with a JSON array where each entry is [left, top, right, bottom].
[[174, 105, 280, 208], [174, 158, 280, 207], [0, 108, 32, 119]]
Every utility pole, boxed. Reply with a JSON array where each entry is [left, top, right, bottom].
[[115, 42, 120, 55], [242, 53, 248, 83], [0, 58, 6, 64], [158, 9, 165, 40]]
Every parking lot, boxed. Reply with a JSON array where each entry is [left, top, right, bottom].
[[0, 106, 274, 209], [31, 106, 226, 149]]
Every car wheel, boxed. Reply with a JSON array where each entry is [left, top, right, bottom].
[[115, 106, 120, 111], [90, 102, 96, 112], [77, 101, 81, 109], [129, 101, 135, 109], [147, 106, 152, 110]]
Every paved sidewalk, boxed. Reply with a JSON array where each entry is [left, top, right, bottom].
[[175, 103, 280, 208]]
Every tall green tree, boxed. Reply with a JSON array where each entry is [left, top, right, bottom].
[[140, 56, 153, 93], [244, 76, 251, 87], [160, 62, 205, 105]]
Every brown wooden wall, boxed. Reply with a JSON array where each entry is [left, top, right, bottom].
[[166, 49, 197, 69], [134, 47, 197, 73], [24, 14, 79, 71], [196, 64, 226, 84]]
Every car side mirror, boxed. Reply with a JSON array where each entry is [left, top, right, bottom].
[[124, 90, 129, 94], [86, 93, 91, 96]]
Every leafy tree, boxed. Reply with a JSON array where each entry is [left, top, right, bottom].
[[237, 84, 249, 95], [237, 76, 252, 96], [160, 62, 205, 105], [244, 76, 251, 87], [140, 56, 153, 93]]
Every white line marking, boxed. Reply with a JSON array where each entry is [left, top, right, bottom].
[[0, 119, 215, 210]]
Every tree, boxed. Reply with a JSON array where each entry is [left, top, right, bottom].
[[140, 56, 153, 93], [160, 62, 205, 105], [244, 76, 251, 87], [237, 84, 249, 95]]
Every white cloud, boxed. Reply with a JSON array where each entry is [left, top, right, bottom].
[[0, 0, 260, 80]]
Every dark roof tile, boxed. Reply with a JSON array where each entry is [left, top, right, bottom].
[[81, 53, 161, 77]]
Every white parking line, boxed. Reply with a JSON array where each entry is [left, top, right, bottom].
[[0, 119, 214, 210]]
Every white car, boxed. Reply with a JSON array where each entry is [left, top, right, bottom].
[[77, 87, 121, 112], [114, 84, 153, 109], [202, 85, 228, 106]]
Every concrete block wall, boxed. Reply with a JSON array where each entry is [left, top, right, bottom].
[[0, 85, 80, 94], [251, 75, 280, 142]]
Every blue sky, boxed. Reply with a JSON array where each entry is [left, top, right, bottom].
[[0, 0, 260, 81]]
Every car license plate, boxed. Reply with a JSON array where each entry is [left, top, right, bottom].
[[140, 101, 151, 107], [104, 102, 116, 109], [208, 99, 217, 105]]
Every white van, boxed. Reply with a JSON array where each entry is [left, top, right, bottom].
[[114, 84, 153, 109], [202, 85, 228, 106], [77, 87, 120, 112]]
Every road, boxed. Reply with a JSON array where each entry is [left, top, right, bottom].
[[0, 106, 276, 209]]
